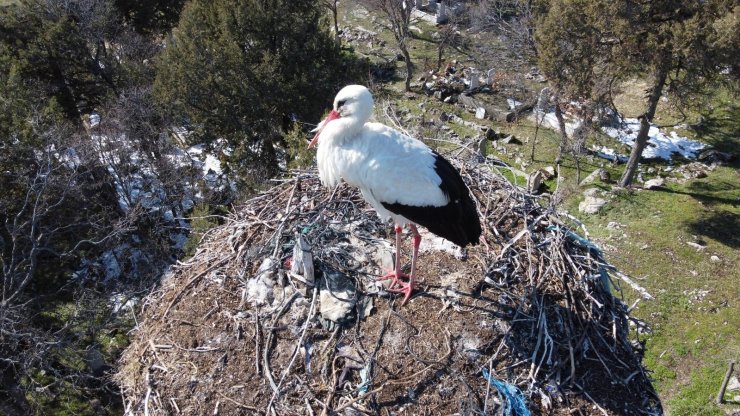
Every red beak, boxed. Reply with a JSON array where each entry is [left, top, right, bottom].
[[308, 110, 341, 149]]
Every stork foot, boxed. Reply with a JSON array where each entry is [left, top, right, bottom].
[[377, 272, 416, 305], [376, 271, 406, 290], [387, 278, 416, 305]]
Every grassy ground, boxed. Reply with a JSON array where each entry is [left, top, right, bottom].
[[559, 91, 739, 415], [338, 2, 739, 414], [562, 167, 739, 415], [485, 83, 739, 416]]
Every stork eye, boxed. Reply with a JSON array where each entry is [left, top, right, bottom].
[[337, 100, 346, 108]]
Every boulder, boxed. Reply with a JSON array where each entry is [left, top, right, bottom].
[[500, 135, 522, 145], [698, 149, 733, 164], [643, 178, 665, 190], [580, 168, 607, 186], [527, 170, 544, 194], [475, 107, 486, 119], [457, 94, 516, 122], [540, 166, 556, 179], [484, 127, 499, 141], [579, 195, 608, 214]]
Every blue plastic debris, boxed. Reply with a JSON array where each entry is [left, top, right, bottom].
[[547, 225, 603, 256], [357, 364, 372, 394], [546, 225, 611, 291], [482, 369, 531, 416]]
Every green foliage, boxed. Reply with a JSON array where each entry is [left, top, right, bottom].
[[183, 203, 222, 258], [284, 122, 315, 170], [533, 0, 739, 186], [22, 297, 131, 415], [153, 0, 360, 184], [0, 1, 118, 119], [535, 0, 598, 97]]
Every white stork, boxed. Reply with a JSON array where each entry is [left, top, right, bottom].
[[309, 85, 481, 305]]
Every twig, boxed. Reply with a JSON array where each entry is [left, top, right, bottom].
[[216, 391, 263, 413], [574, 382, 609, 416], [609, 269, 654, 300], [717, 360, 735, 404], [263, 291, 301, 396], [255, 315, 261, 376], [162, 258, 229, 319], [267, 287, 318, 412]]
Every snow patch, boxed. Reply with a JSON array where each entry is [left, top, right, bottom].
[[109, 293, 138, 313], [536, 109, 581, 136], [590, 145, 629, 163], [534, 107, 705, 161], [602, 118, 705, 160]]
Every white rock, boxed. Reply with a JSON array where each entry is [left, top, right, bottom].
[[644, 178, 665, 190], [710, 255, 720, 262], [686, 241, 706, 251], [475, 107, 486, 119], [527, 170, 544, 194], [727, 376, 740, 391], [579, 196, 607, 214], [580, 168, 607, 186], [541, 166, 556, 179]]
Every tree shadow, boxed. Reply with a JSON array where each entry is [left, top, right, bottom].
[[686, 210, 740, 249], [654, 185, 739, 207], [650, 185, 740, 249], [691, 102, 740, 155]]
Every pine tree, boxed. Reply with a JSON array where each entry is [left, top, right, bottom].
[[615, 0, 738, 187], [534, 0, 738, 187], [153, 0, 353, 184]]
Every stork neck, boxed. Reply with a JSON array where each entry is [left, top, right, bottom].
[[324, 116, 365, 145]]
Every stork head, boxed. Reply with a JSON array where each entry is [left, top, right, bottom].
[[309, 85, 374, 148]]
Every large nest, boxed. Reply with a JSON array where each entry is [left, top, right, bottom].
[[117, 154, 661, 415]]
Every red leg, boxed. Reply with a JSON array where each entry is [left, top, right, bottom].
[[390, 224, 420, 305], [377, 224, 405, 290]]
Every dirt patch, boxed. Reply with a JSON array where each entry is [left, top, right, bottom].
[[117, 157, 661, 415]]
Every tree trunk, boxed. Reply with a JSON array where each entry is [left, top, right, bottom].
[[619, 57, 670, 187], [436, 42, 444, 72], [332, 3, 339, 43], [553, 96, 568, 166], [401, 45, 413, 92]]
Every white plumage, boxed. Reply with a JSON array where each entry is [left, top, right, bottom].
[[317, 122, 448, 225], [310, 85, 481, 305]]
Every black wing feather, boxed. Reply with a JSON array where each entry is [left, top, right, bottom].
[[382, 152, 482, 247]]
